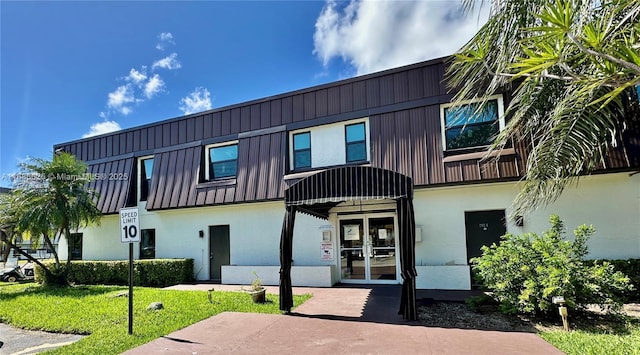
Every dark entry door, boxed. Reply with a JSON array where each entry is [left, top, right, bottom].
[[465, 210, 506, 262], [209, 225, 230, 282]]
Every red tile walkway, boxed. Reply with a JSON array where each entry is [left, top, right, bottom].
[[123, 284, 563, 355]]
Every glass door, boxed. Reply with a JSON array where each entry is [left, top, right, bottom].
[[339, 214, 398, 283]]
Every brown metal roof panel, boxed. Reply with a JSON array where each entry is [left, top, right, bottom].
[[154, 125, 163, 150], [266, 132, 284, 199], [203, 112, 213, 138], [194, 115, 204, 140], [424, 62, 444, 97], [393, 72, 409, 103], [243, 136, 261, 201], [407, 68, 425, 101], [169, 149, 186, 207], [379, 75, 394, 106], [170, 121, 179, 146], [409, 107, 428, 185], [178, 120, 187, 144], [230, 108, 241, 134], [353, 81, 367, 111], [479, 160, 500, 180], [233, 138, 250, 202], [394, 110, 412, 177], [221, 110, 231, 136], [292, 94, 304, 122], [209, 112, 222, 138], [304, 92, 315, 121], [186, 117, 195, 142], [115, 158, 133, 211], [327, 86, 340, 115], [195, 188, 207, 205], [213, 186, 226, 204], [281, 96, 293, 124], [444, 161, 463, 183], [260, 102, 271, 129], [102, 161, 118, 212], [461, 160, 480, 181], [185, 147, 202, 207], [161, 150, 179, 209], [224, 186, 236, 203], [340, 83, 353, 113], [270, 99, 282, 126], [204, 187, 216, 205], [366, 78, 380, 108], [425, 105, 444, 184], [241, 106, 251, 132], [120, 133, 128, 154], [498, 155, 519, 178], [250, 104, 261, 131], [147, 152, 165, 210], [177, 148, 193, 207], [255, 134, 273, 200], [315, 89, 328, 117]]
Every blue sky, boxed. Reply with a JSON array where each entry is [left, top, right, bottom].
[[1, 1, 487, 187]]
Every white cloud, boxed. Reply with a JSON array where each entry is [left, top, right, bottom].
[[107, 85, 135, 115], [179, 87, 212, 115], [152, 53, 181, 70], [313, 0, 490, 75], [125, 67, 147, 85], [156, 32, 175, 51], [144, 74, 165, 99], [82, 120, 122, 138]]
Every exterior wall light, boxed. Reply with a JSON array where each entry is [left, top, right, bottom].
[[199, 230, 204, 238]]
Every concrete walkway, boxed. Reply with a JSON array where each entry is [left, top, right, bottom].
[[124, 284, 562, 355]]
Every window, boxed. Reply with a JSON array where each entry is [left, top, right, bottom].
[[69, 233, 82, 260], [442, 96, 504, 150], [140, 229, 155, 259], [292, 132, 311, 169], [139, 157, 154, 201], [345, 123, 367, 162], [209, 144, 238, 180]]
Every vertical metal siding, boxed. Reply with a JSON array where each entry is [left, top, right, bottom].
[[393, 72, 409, 103], [271, 99, 282, 126], [327, 86, 340, 115], [281, 96, 293, 124], [231, 108, 241, 134], [292, 94, 304, 122], [353, 81, 367, 111], [304, 92, 315, 120], [260, 102, 271, 129], [241, 106, 251, 132], [221, 110, 231, 136], [340, 83, 353, 113], [366, 78, 380, 108], [315, 89, 328, 117], [379, 75, 394, 105]]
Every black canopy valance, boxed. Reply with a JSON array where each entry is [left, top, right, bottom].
[[279, 166, 417, 320]]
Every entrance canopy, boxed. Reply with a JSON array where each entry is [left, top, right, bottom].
[[279, 166, 418, 320]]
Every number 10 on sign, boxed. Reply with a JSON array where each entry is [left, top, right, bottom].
[[120, 207, 140, 243]]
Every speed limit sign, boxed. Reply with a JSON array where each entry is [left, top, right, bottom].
[[120, 207, 140, 243]]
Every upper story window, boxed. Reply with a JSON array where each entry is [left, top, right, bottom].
[[207, 143, 238, 180], [293, 132, 311, 169], [288, 118, 369, 172], [139, 156, 154, 201], [441, 95, 505, 151], [345, 123, 366, 162]]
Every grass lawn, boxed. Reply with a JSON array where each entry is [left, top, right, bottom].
[[539, 317, 640, 355], [0, 282, 311, 354]]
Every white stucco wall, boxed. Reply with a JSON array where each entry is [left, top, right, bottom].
[[413, 172, 640, 289], [70, 172, 638, 290]]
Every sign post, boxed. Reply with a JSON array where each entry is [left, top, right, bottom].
[[120, 207, 140, 335]]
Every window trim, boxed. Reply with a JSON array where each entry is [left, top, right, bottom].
[[138, 155, 154, 202], [345, 122, 367, 163], [205, 141, 239, 181], [440, 94, 505, 152], [292, 131, 311, 170]]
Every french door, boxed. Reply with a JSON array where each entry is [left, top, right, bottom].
[[338, 213, 399, 284]]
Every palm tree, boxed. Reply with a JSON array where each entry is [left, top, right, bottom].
[[448, 0, 640, 216], [2, 152, 102, 285]]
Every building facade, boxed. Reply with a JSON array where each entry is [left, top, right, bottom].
[[54, 57, 640, 290]]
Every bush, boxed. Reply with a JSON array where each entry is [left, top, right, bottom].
[[35, 259, 194, 287], [586, 258, 640, 303], [471, 215, 633, 316]]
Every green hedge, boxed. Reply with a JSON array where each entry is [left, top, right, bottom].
[[35, 259, 194, 287], [587, 258, 640, 303]]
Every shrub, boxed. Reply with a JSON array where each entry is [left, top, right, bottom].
[[35, 259, 194, 287], [586, 258, 640, 303], [471, 215, 633, 316]]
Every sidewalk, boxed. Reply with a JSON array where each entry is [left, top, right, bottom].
[[124, 284, 562, 355]]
